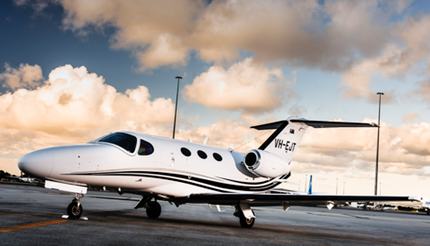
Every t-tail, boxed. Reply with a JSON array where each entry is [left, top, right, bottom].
[[242, 118, 377, 178]]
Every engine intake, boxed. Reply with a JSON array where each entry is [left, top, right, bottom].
[[243, 149, 290, 178], [244, 150, 260, 169]]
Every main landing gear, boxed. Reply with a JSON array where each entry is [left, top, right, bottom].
[[146, 201, 162, 219], [234, 203, 255, 228], [134, 196, 162, 219], [67, 194, 84, 219]]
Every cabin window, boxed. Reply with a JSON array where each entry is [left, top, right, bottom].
[[138, 139, 154, 156], [181, 147, 191, 157], [197, 150, 207, 159], [213, 153, 223, 161], [99, 132, 137, 153]]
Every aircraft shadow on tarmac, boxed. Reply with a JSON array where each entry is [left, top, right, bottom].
[[79, 209, 395, 244]]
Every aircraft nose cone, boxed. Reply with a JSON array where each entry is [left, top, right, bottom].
[[18, 154, 29, 173], [18, 150, 52, 178]]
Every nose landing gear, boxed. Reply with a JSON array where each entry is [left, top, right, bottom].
[[239, 213, 255, 228], [67, 194, 84, 219], [234, 203, 256, 228]]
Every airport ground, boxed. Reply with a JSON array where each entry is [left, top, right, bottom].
[[1, 184, 429, 246]]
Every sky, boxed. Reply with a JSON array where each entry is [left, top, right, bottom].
[[1, 0, 430, 197]]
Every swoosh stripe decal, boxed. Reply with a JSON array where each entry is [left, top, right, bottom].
[[66, 169, 279, 187], [219, 174, 289, 185], [66, 171, 284, 192], [127, 173, 228, 193]]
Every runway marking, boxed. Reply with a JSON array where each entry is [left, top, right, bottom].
[[0, 219, 67, 233]]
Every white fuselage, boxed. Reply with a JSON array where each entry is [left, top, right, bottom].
[[19, 131, 290, 197]]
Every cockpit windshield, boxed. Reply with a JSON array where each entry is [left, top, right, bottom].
[[98, 132, 137, 153]]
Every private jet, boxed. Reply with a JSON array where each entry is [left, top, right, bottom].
[[18, 118, 414, 228]]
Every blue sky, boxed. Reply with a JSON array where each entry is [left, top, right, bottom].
[[1, 0, 430, 195]]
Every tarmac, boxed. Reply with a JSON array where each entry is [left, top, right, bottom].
[[1, 184, 429, 245]]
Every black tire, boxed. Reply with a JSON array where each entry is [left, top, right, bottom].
[[146, 201, 161, 219], [67, 201, 83, 219], [239, 215, 255, 228]]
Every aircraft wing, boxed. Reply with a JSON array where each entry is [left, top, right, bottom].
[[176, 193, 415, 207]]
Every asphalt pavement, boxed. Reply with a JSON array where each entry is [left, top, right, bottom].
[[1, 184, 429, 245]]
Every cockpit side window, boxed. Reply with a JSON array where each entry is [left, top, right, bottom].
[[138, 139, 154, 156], [99, 132, 137, 153]]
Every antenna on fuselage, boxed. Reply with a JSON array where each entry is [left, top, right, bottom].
[[172, 76, 182, 139]]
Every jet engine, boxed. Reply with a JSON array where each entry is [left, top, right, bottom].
[[243, 149, 290, 178]]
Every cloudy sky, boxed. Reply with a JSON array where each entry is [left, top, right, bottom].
[[1, 0, 430, 197]]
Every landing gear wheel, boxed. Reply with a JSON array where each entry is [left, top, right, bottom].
[[235, 204, 255, 228], [239, 214, 255, 228], [67, 200, 83, 219], [146, 201, 161, 219]]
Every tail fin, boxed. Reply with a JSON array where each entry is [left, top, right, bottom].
[[251, 118, 377, 162], [308, 175, 313, 195]]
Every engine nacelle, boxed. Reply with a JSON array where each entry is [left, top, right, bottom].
[[243, 149, 290, 178]]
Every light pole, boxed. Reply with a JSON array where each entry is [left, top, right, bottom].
[[172, 76, 182, 139], [374, 92, 384, 195]]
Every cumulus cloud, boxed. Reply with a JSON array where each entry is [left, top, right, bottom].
[[0, 64, 43, 90], [295, 121, 430, 175], [193, 0, 398, 68], [0, 64, 175, 174], [17, 0, 426, 102], [342, 15, 430, 101], [136, 34, 189, 69], [60, 0, 202, 68], [184, 58, 286, 112], [0, 64, 174, 135], [54, 0, 425, 101], [48, 0, 407, 71]]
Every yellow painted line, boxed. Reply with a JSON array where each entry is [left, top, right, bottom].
[[0, 219, 67, 233]]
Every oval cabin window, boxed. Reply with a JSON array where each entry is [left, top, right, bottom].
[[213, 153, 223, 161], [181, 147, 191, 157], [197, 150, 207, 159]]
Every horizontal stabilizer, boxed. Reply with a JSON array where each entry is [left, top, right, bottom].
[[251, 119, 377, 130], [290, 119, 378, 128]]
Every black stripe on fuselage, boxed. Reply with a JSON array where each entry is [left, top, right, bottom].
[[65, 170, 285, 192], [112, 173, 228, 193], [219, 173, 289, 185]]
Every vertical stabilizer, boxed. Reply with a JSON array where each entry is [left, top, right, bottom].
[[251, 120, 308, 164], [251, 118, 377, 164], [308, 175, 313, 195]]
